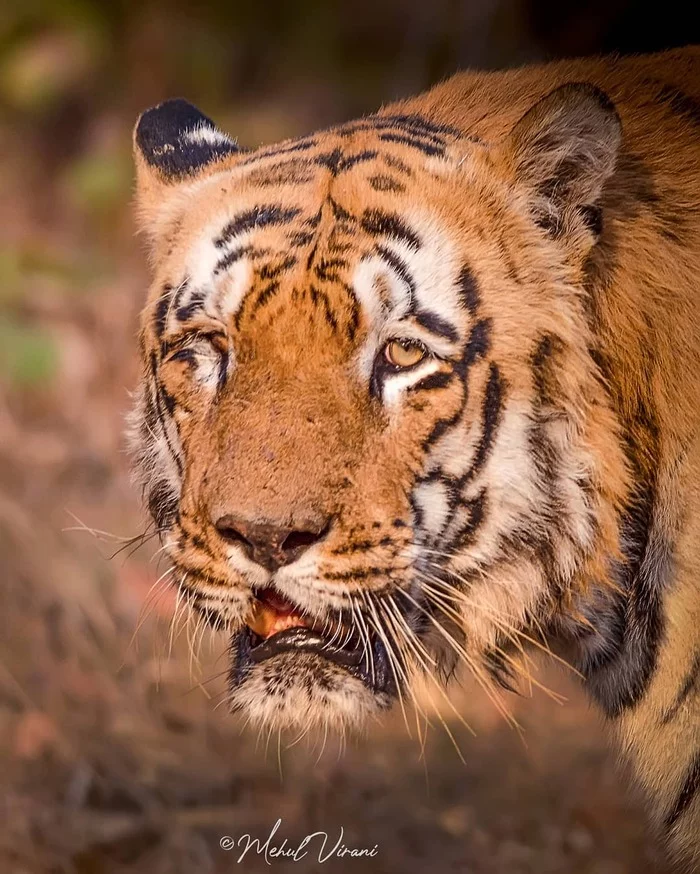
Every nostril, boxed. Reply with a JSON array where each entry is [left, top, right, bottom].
[[212, 514, 330, 571], [215, 516, 253, 550], [281, 527, 326, 554]]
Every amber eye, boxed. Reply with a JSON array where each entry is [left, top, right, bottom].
[[384, 338, 427, 369]]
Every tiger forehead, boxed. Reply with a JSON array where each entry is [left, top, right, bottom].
[[235, 111, 470, 185], [149, 113, 482, 352], [211, 201, 425, 345]]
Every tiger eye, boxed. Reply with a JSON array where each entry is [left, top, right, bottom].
[[384, 339, 427, 368]]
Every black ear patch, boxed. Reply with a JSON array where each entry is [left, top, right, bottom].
[[135, 98, 240, 179]]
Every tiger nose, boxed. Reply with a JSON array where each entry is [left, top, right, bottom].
[[213, 515, 329, 572]]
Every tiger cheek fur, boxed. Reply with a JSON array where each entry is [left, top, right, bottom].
[[130, 50, 700, 867]]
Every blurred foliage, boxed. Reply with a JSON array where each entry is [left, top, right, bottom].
[[0, 317, 57, 387], [63, 149, 132, 214]]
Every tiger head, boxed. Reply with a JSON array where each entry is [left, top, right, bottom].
[[130, 86, 629, 735]]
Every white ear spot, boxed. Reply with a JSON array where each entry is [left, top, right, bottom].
[[182, 123, 237, 149]]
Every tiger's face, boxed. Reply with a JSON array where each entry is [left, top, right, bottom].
[[130, 88, 628, 733]]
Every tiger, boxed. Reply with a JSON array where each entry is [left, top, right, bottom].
[[129, 46, 700, 867]]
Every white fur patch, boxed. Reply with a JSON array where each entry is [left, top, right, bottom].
[[182, 123, 235, 149], [215, 257, 253, 321], [382, 358, 441, 407], [229, 652, 388, 735], [413, 479, 451, 536], [400, 212, 465, 331]]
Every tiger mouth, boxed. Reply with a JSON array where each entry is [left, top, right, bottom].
[[229, 587, 396, 695]]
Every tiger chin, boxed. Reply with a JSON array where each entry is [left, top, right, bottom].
[[129, 48, 700, 866]]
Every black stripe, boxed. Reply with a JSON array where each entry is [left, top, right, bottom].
[[375, 244, 416, 298], [330, 539, 375, 556], [414, 309, 459, 343], [458, 264, 480, 315], [377, 132, 444, 156], [361, 209, 421, 250], [239, 138, 318, 165], [246, 282, 281, 320], [314, 149, 377, 173], [408, 371, 453, 393], [314, 147, 343, 173], [160, 386, 176, 416], [166, 347, 196, 365], [215, 205, 302, 247], [345, 293, 360, 341], [531, 333, 564, 406], [323, 567, 402, 582], [149, 353, 183, 477], [527, 333, 568, 580], [378, 113, 461, 138], [420, 319, 491, 452], [249, 159, 315, 186], [340, 149, 378, 170], [214, 244, 263, 274], [665, 753, 700, 831], [330, 197, 353, 222], [458, 318, 492, 375], [217, 351, 229, 390], [147, 478, 179, 529], [154, 281, 188, 339], [455, 489, 487, 547], [153, 394, 182, 476], [337, 113, 459, 140], [313, 257, 347, 283], [662, 652, 700, 724], [576, 489, 667, 717], [288, 230, 315, 247], [383, 154, 413, 175], [409, 492, 425, 530], [309, 286, 339, 332], [369, 174, 405, 193], [154, 286, 173, 338], [459, 363, 504, 486], [288, 209, 323, 248], [259, 254, 297, 280], [176, 289, 206, 321]]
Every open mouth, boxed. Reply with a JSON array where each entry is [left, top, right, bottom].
[[229, 587, 396, 696]]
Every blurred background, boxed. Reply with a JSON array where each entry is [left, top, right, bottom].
[[1, 2, 697, 872]]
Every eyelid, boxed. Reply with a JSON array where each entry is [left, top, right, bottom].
[[378, 323, 456, 361], [162, 329, 228, 360]]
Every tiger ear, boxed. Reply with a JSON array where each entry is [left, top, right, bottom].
[[133, 99, 240, 243], [498, 83, 621, 244]]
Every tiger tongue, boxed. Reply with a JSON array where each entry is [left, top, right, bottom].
[[248, 589, 308, 640]]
